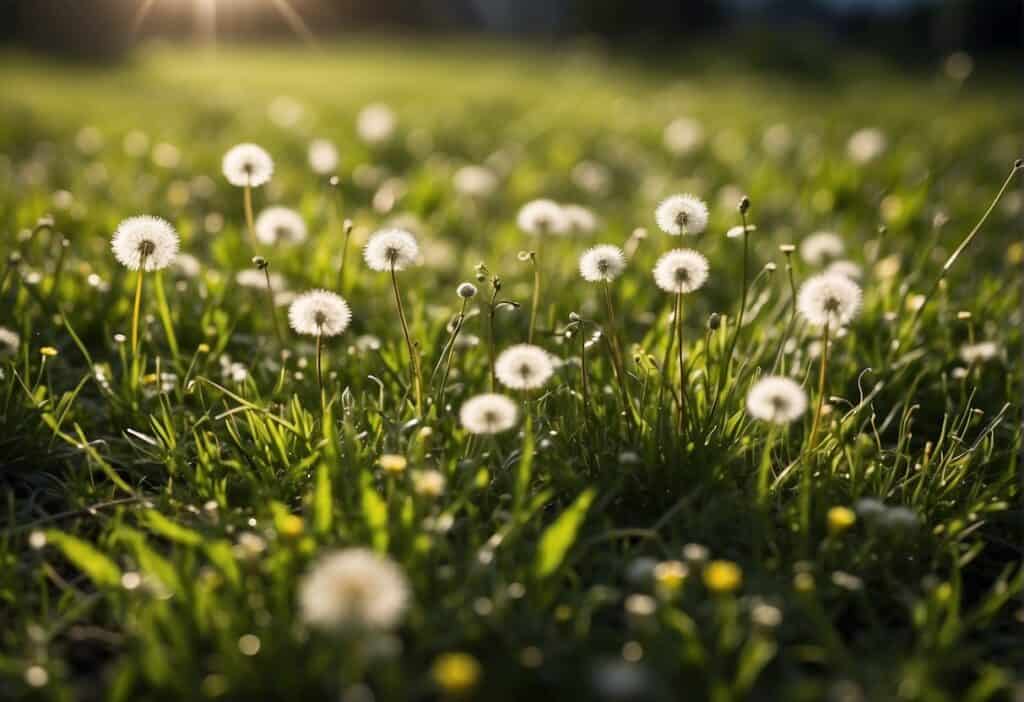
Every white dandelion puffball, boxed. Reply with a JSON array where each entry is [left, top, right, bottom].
[[517, 199, 569, 236], [222, 143, 274, 187], [579, 245, 626, 283], [656, 194, 709, 237], [298, 548, 409, 632], [847, 127, 887, 164], [288, 289, 352, 337], [459, 393, 519, 435], [236, 268, 285, 290], [364, 228, 420, 272], [308, 138, 339, 175], [563, 204, 599, 235], [800, 231, 845, 265], [495, 344, 555, 391], [797, 273, 862, 327], [453, 165, 498, 198], [746, 376, 808, 424], [652, 249, 709, 294], [959, 341, 999, 365], [663, 117, 705, 156], [255, 207, 307, 245], [0, 327, 19, 356], [111, 216, 179, 271], [826, 260, 863, 280], [357, 103, 397, 145]]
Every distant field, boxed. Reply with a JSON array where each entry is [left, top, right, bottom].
[[0, 43, 1021, 701]]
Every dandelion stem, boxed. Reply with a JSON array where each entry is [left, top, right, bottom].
[[242, 181, 257, 249], [434, 299, 468, 406], [602, 281, 636, 423], [391, 264, 423, 415], [676, 291, 687, 434], [578, 322, 591, 420], [807, 320, 831, 450], [315, 328, 325, 411], [656, 295, 678, 430], [130, 265, 145, 356], [757, 426, 779, 503], [527, 248, 541, 344], [487, 284, 499, 391], [263, 265, 285, 347]]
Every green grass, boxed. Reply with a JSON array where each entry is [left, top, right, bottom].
[[1, 41, 1022, 701]]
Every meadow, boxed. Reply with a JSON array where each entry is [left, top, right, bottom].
[[0, 41, 1021, 701]]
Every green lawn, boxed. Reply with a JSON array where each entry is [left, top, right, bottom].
[[0, 42, 1021, 701]]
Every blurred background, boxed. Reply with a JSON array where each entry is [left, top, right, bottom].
[[0, 0, 1020, 62]]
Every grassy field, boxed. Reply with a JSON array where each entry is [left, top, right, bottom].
[[0, 42, 1022, 701]]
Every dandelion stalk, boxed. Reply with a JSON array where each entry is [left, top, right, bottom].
[[243, 179, 257, 249], [255, 257, 284, 347], [315, 325, 325, 410], [720, 199, 752, 388], [391, 264, 423, 415], [130, 251, 149, 356], [806, 320, 831, 450], [432, 296, 469, 406], [487, 280, 500, 391], [676, 291, 687, 434], [601, 280, 636, 422], [527, 248, 541, 344], [337, 217, 353, 292]]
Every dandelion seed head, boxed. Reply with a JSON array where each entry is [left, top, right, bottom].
[[308, 138, 339, 175], [111, 216, 179, 271], [800, 231, 845, 265], [495, 344, 555, 390], [364, 228, 419, 272], [663, 117, 704, 156], [222, 143, 274, 187], [453, 165, 498, 198], [299, 548, 409, 632], [255, 207, 307, 245], [236, 268, 284, 290], [563, 204, 599, 234], [797, 273, 862, 327], [357, 103, 397, 145], [288, 289, 351, 337], [746, 376, 808, 424], [847, 127, 887, 164], [579, 245, 626, 283], [517, 199, 569, 236], [0, 327, 20, 356], [459, 393, 519, 435], [959, 341, 999, 364], [412, 469, 446, 498], [655, 194, 709, 236], [652, 249, 709, 294], [457, 282, 478, 298], [826, 260, 863, 280]]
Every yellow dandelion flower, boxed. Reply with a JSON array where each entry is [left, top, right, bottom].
[[431, 652, 481, 694], [703, 560, 743, 594]]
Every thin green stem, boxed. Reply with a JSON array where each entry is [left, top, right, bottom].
[[152, 271, 179, 360], [392, 265, 423, 415], [263, 265, 285, 346], [676, 291, 687, 435], [807, 320, 831, 450], [527, 249, 541, 344], [243, 181, 256, 249], [487, 285, 499, 392], [602, 281, 636, 423], [315, 329, 325, 413], [130, 266, 145, 357]]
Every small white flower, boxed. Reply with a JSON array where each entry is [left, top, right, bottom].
[[959, 341, 999, 365], [0, 327, 20, 356], [797, 273, 862, 327], [111, 216, 179, 271], [459, 393, 519, 435], [222, 143, 274, 187], [826, 260, 862, 280], [357, 104, 397, 145], [453, 165, 498, 198], [746, 376, 808, 424], [299, 548, 409, 632], [495, 344, 555, 391], [847, 127, 887, 164], [308, 138, 339, 174], [563, 204, 599, 234], [655, 194, 709, 236], [663, 117, 704, 156], [652, 249, 709, 294], [236, 268, 284, 290], [517, 199, 569, 236], [579, 245, 626, 283], [364, 228, 419, 272], [800, 231, 845, 265], [288, 289, 352, 337], [255, 207, 307, 245]]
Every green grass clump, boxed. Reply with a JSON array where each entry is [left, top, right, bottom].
[[0, 42, 1021, 701]]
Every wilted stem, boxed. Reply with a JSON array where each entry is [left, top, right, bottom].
[[392, 265, 423, 415]]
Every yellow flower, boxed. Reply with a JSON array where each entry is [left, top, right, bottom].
[[39, 346, 59, 357], [378, 454, 408, 474], [827, 506, 856, 535], [653, 560, 688, 594], [431, 652, 481, 694], [703, 560, 742, 594]]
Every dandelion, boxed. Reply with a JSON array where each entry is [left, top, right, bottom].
[[746, 376, 808, 424], [827, 506, 857, 535], [365, 228, 423, 413], [307, 138, 339, 175], [413, 469, 446, 497], [495, 344, 555, 391], [726, 223, 757, 239], [222, 143, 274, 249], [288, 289, 351, 398], [655, 194, 709, 236], [459, 393, 519, 435], [799, 231, 844, 265], [703, 560, 742, 594], [378, 454, 408, 474], [959, 341, 999, 365], [431, 652, 481, 695], [797, 273, 862, 328], [847, 127, 887, 164], [563, 204, 599, 235], [111, 216, 179, 355], [0, 327, 20, 356], [356, 104, 397, 145], [516, 199, 568, 236], [663, 117, 704, 156], [298, 548, 409, 632], [579, 245, 626, 283], [254, 207, 307, 245], [453, 165, 498, 198], [826, 260, 863, 280], [236, 268, 285, 290]]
